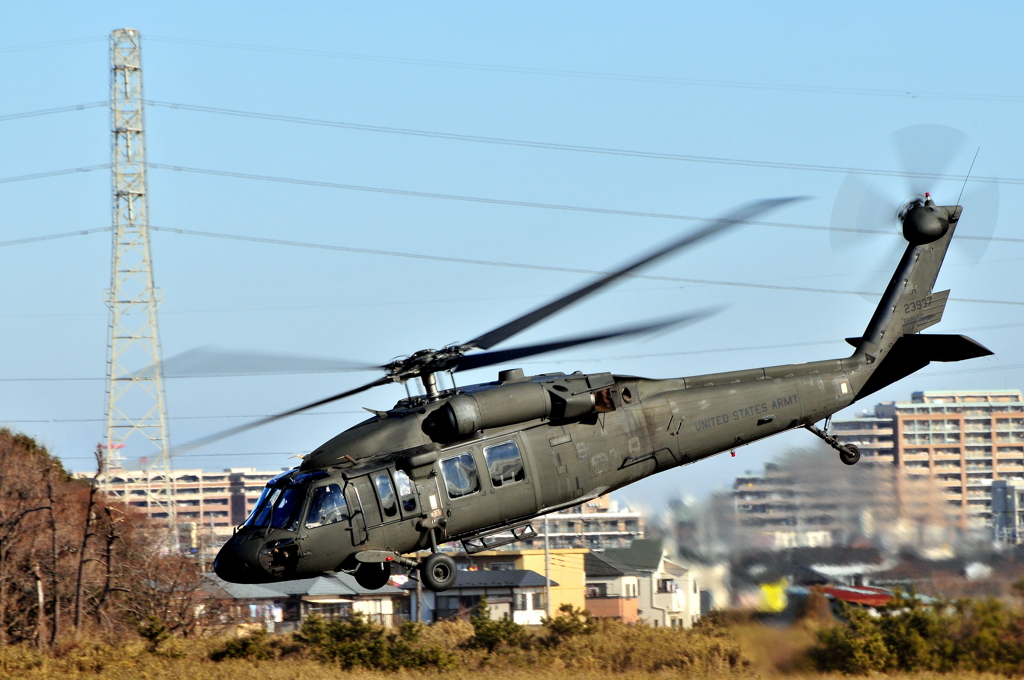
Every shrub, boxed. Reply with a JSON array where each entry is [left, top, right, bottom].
[[541, 604, 596, 647], [137, 616, 170, 653], [209, 628, 276, 661], [464, 598, 532, 652], [813, 593, 1024, 674], [293, 612, 456, 669]]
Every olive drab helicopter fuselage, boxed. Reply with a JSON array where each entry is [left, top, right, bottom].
[[213, 196, 992, 591]]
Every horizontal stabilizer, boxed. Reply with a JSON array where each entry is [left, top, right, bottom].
[[902, 333, 993, 362], [854, 334, 993, 400]]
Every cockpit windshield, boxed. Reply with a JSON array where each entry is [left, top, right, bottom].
[[269, 486, 305, 530], [241, 469, 327, 530]]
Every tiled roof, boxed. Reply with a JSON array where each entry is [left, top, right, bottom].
[[585, 551, 640, 577], [601, 538, 665, 570]]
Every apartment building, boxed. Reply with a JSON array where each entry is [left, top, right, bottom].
[[516, 494, 645, 551], [96, 467, 284, 538], [834, 390, 1024, 529]]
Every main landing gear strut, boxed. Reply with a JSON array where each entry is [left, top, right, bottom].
[[805, 420, 861, 466], [419, 528, 457, 592]]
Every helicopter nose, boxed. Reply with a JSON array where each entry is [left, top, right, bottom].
[[213, 532, 269, 584]]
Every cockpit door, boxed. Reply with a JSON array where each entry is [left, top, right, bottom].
[[344, 480, 369, 546]]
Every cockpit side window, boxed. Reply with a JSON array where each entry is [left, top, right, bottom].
[[393, 469, 417, 512], [374, 473, 398, 518], [483, 440, 526, 487], [305, 484, 348, 529], [440, 452, 480, 500], [270, 486, 305, 531]]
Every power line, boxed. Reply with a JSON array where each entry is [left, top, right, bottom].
[[0, 165, 109, 184], [144, 36, 1024, 104], [0, 36, 105, 54], [147, 165, 1023, 245], [58, 451, 302, 461], [0, 101, 106, 122], [0, 227, 110, 247], [150, 225, 1024, 307], [2, 222, 1022, 307], [6, 322, 1023, 387], [2, 411, 362, 422], [5, 99, 1019, 188], [145, 100, 1011, 185]]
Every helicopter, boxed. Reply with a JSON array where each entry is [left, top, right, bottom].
[[211, 191, 992, 592]]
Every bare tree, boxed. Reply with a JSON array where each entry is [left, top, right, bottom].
[[72, 446, 103, 638]]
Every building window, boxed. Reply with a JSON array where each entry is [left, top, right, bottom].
[[483, 441, 526, 488], [658, 579, 677, 593], [587, 583, 608, 598], [532, 593, 545, 611], [440, 452, 480, 500]]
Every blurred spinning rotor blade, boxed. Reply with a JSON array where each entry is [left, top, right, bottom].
[[892, 124, 968, 197], [952, 179, 1000, 266], [829, 174, 901, 253], [463, 197, 804, 352], [172, 375, 394, 455], [453, 307, 722, 373], [150, 346, 380, 378]]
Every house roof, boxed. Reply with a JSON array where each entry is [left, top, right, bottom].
[[400, 569, 558, 590], [585, 551, 641, 577], [601, 538, 665, 571], [204, 572, 405, 599]]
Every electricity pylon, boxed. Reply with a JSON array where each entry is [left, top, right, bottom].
[[103, 28, 175, 531]]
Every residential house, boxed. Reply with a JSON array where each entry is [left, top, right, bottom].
[[453, 548, 587, 613], [205, 572, 407, 632], [601, 538, 701, 628], [403, 569, 556, 624], [583, 551, 640, 622]]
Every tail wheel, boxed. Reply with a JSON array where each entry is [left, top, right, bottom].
[[421, 552, 457, 592], [839, 444, 861, 466], [354, 561, 392, 590]]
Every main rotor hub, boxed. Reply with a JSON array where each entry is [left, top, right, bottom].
[[383, 346, 467, 383]]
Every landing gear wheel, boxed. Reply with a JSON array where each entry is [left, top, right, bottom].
[[839, 444, 861, 466], [354, 561, 392, 590], [421, 553, 457, 592]]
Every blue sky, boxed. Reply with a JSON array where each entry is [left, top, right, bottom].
[[2, 2, 1022, 510]]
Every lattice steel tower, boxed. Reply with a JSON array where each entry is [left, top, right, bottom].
[[103, 28, 175, 527]]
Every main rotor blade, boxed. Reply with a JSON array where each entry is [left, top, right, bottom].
[[463, 197, 804, 351], [172, 375, 394, 454], [144, 346, 380, 378], [453, 307, 721, 373]]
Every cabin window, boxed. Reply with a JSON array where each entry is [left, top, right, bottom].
[[374, 473, 399, 518], [440, 452, 480, 499], [270, 486, 305, 531], [305, 484, 348, 528], [393, 469, 417, 512], [483, 440, 526, 488]]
